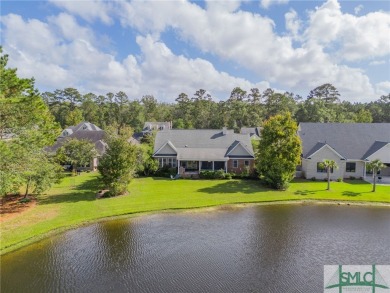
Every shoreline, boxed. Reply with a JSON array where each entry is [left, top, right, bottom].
[[2, 198, 390, 256]]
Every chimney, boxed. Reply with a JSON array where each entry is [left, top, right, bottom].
[[222, 127, 227, 135]]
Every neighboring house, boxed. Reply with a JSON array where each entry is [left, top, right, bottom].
[[47, 122, 107, 171], [153, 127, 255, 177], [142, 121, 172, 135], [60, 121, 102, 137], [240, 127, 262, 140], [298, 123, 390, 180]]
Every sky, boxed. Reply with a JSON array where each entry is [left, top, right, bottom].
[[1, 0, 389, 103]]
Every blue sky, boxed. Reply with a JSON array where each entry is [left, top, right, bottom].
[[1, 0, 389, 102]]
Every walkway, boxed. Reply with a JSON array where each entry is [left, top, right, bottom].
[[364, 176, 390, 185]]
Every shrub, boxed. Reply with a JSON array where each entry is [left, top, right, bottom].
[[155, 166, 177, 178], [199, 169, 230, 180], [337, 177, 343, 182], [310, 177, 316, 181], [349, 176, 356, 180]]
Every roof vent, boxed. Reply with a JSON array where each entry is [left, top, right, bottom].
[[222, 127, 227, 135]]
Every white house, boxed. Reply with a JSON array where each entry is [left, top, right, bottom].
[[298, 123, 390, 180]]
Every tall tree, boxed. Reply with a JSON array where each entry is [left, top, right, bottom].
[[0, 48, 61, 196], [256, 113, 302, 190], [319, 159, 338, 190], [366, 159, 386, 192], [308, 83, 340, 104], [98, 130, 138, 196], [57, 139, 97, 172]]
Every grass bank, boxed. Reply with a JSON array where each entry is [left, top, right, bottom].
[[1, 172, 389, 254]]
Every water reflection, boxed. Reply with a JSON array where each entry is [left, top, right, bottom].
[[1, 205, 389, 293]]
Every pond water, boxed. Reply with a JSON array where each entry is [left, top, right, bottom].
[[1, 204, 390, 292]]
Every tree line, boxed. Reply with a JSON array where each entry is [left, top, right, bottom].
[[42, 85, 390, 133]]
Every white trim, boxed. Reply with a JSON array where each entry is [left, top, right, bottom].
[[226, 141, 253, 157], [364, 142, 390, 161], [153, 140, 177, 156], [308, 144, 345, 160]]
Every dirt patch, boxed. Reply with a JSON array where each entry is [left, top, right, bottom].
[[0, 195, 37, 222]]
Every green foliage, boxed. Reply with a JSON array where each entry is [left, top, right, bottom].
[[256, 113, 302, 190], [319, 159, 339, 190], [40, 83, 389, 133], [0, 48, 61, 197], [199, 169, 231, 179], [367, 159, 386, 192], [57, 139, 97, 171], [154, 166, 177, 178], [98, 135, 138, 196]]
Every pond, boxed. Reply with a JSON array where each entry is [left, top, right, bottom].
[[1, 204, 390, 292]]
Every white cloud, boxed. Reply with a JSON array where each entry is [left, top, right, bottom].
[[375, 81, 390, 96], [260, 0, 289, 9], [285, 9, 301, 38], [49, 0, 113, 24], [2, 0, 389, 102], [305, 0, 390, 62], [354, 4, 363, 15], [0, 13, 268, 101], [116, 0, 381, 101], [136, 35, 269, 100]]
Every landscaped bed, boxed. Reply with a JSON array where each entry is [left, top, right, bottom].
[[1, 172, 389, 254]]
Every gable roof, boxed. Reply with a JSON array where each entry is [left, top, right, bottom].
[[153, 129, 254, 160], [61, 122, 102, 137], [298, 123, 390, 160], [47, 130, 106, 154], [225, 141, 254, 157], [306, 143, 345, 159], [362, 141, 389, 160], [143, 122, 171, 132]]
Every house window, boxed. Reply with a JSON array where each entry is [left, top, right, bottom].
[[244, 160, 250, 166], [346, 162, 356, 173], [233, 160, 238, 168], [317, 162, 333, 173]]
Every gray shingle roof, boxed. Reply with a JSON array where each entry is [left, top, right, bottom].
[[361, 141, 389, 159], [298, 123, 390, 160], [154, 129, 254, 160], [47, 130, 106, 155], [240, 127, 262, 137], [61, 122, 102, 137]]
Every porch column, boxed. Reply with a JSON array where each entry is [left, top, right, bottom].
[[177, 160, 180, 174], [199, 161, 201, 173], [212, 161, 214, 171], [363, 161, 366, 179], [225, 161, 227, 173]]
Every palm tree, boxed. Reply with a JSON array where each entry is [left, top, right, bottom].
[[367, 159, 386, 192], [320, 159, 338, 190]]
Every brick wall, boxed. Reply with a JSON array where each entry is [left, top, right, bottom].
[[227, 159, 255, 174]]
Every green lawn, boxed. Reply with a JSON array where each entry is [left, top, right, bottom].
[[1, 172, 389, 254]]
